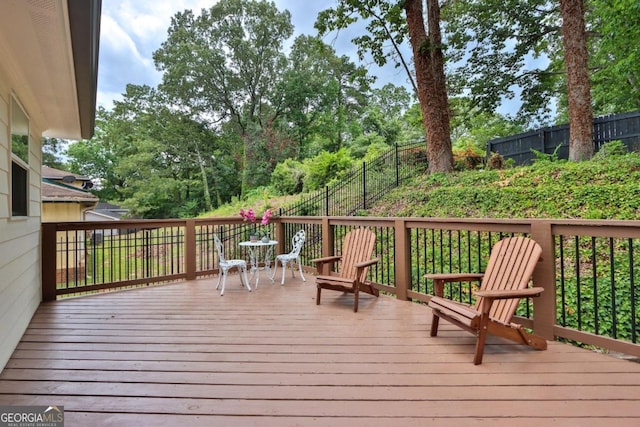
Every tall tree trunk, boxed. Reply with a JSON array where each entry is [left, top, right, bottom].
[[404, 0, 453, 173], [193, 146, 213, 212], [560, 0, 593, 161]]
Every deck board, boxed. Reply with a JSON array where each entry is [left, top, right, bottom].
[[1, 275, 640, 426]]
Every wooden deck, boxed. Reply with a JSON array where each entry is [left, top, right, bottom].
[[1, 274, 639, 426]]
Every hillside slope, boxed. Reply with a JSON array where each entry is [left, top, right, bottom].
[[367, 153, 640, 220]]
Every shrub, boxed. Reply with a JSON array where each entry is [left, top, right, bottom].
[[593, 140, 627, 160], [302, 148, 354, 192], [271, 159, 306, 195], [453, 141, 485, 170], [487, 152, 505, 170]]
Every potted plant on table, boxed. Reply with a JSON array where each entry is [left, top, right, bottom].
[[240, 208, 272, 242]]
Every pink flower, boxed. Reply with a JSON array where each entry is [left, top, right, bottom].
[[261, 209, 272, 225], [240, 208, 269, 225]]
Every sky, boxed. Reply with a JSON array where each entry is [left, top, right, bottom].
[[97, 0, 412, 110]]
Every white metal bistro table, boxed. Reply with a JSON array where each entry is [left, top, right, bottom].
[[239, 239, 278, 289]]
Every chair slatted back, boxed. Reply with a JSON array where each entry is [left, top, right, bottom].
[[474, 237, 542, 324], [338, 228, 376, 283], [289, 229, 306, 256], [213, 234, 227, 264]]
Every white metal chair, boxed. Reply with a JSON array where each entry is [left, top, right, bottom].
[[213, 234, 250, 295], [271, 229, 306, 285]]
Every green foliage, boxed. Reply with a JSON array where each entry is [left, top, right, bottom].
[[315, 0, 412, 87], [444, 0, 639, 121], [349, 133, 387, 159], [362, 141, 393, 163], [452, 140, 485, 170], [588, 0, 640, 114], [302, 148, 354, 192], [271, 159, 306, 195], [450, 97, 526, 152], [443, 0, 559, 122], [592, 140, 627, 160], [555, 236, 640, 343], [369, 153, 640, 220], [154, 0, 294, 194], [67, 86, 243, 218], [531, 144, 563, 163], [41, 138, 67, 169], [11, 134, 28, 164], [200, 186, 278, 217]]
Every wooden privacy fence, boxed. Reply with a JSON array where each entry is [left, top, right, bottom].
[[488, 110, 640, 165], [42, 216, 640, 358]]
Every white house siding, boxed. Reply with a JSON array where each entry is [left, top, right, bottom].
[[0, 68, 44, 372]]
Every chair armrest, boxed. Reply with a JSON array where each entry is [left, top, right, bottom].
[[311, 255, 342, 264], [354, 258, 379, 269], [354, 258, 379, 284], [424, 273, 484, 297], [475, 287, 544, 316], [311, 255, 342, 275], [474, 286, 544, 300], [423, 273, 484, 282]]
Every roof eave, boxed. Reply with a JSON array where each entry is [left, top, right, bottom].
[[68, 0, 102, 139]]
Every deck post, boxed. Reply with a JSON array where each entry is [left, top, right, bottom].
[[394, 219, 411, 301], [42, 223, 58, 301], [321, 217, 334, 275], [530, 220, 556, 340], [275, 219, 285, 254], [185, 219, 196, 280]]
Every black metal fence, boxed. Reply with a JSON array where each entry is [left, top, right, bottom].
[[278, 141, 428, 217], [487, 110, 640, 165]]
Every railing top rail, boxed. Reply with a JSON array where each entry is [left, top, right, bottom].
[[45, 217, 254, 231]]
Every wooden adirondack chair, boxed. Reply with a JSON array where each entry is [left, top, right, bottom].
[[313, 228, 379, 312], [425, 236, 547, 364]]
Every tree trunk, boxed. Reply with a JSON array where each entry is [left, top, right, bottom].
[[404, 0, 453, 173], [560, 0, 593, 161], [193, 146, 213, 212]]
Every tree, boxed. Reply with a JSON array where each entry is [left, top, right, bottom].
[[42, 138, 67, 169], [443, 0, 559, 122], [315, 0, 417, 92], [560, 0, 593, 161], [404, 0, 453, 172], [67, 85, 240, 218], [449, 98, 526, 153], [360, 84, 417, 146], [443, 0, 595, 161], [588, 0, 640, 113], [316, 0, 454, 173], [278, 36, 373, 157], [153, 0, 294, 195], [66, 107, 124, 203]]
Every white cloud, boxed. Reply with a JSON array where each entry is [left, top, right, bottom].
[[100, 14, 147, 64], [96, 0, 409, 109]]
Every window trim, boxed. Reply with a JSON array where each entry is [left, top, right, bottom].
[[10, 96, 30, 218]]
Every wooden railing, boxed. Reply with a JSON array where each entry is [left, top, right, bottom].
[[42, 216, 640, 358]]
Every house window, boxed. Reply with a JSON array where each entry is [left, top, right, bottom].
[[11, 97, 29, 217]]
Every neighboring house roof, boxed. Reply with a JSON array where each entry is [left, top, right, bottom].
[[42, 165, 92, 183], [42, 166, 97, 204], [95, 202, 123, 211], [0, 0, 101, 139], [90, 202, 129, 220], [42, 181, 99, 204], [85, 210, 120, 221]]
